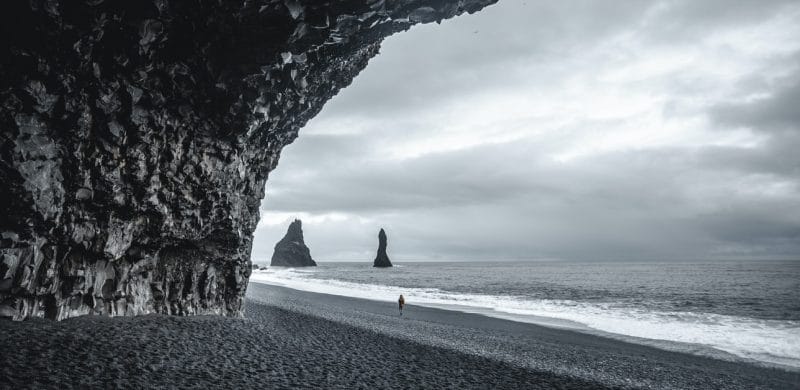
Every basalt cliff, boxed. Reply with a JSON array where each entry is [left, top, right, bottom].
[[0, 0, 495, 320]]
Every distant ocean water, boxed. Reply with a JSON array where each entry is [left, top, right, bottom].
[[250, 260, 800, 369]]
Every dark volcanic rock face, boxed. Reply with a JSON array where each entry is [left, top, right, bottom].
[[373, 228, 392, 268], [0, 0, 495, 320], [270, 219, 315, 267]]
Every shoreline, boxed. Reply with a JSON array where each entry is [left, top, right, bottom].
[[379, 299, 795, 371], [0, 283, 797, 389], [251, 268, 800, 371], [247, 282, 800, 389]]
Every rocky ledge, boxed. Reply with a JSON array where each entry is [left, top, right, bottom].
[[0, 0, 496, 320]]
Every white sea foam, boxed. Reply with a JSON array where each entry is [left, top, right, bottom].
[[250, 268, 800, 369]]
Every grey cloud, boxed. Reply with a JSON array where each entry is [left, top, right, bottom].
[[263, 138, 556, 213], [695, 207, 800, 245], [319, 0, 654, 119], [704, 70, 800, 179], [661, 0, 797, 26], [712, 76, 800, 133], [253, 0, 800, 262], [695, 137, 800, 178], [325, 0, 799, 120], [258, 132, 800, 261], [636, 0, 799, 45]]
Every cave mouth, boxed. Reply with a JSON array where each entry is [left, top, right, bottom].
[[0, 0, 498, 320]]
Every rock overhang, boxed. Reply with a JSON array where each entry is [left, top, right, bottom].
[[0, 0, 497, 320]]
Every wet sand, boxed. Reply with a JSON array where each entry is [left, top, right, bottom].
[[247, 283, 799, 389], [0, 283, 797, 389]]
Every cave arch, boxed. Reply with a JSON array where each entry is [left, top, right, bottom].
[[0, 0, 497, 320]]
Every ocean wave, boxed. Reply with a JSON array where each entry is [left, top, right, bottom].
[[250, 268, 800, 369]]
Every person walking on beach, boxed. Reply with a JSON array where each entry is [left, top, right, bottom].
[[398, 294, 405, 316]]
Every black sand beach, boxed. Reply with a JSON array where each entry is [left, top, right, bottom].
[[1, 283, 798, 389]]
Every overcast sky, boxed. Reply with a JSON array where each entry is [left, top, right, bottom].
[[252, 0, 800, 263]]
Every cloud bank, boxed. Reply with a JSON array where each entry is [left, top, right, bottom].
[[252, 0, 800, 262]]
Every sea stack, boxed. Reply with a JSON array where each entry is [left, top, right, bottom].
[[270, 220, 317, 267], [373, 229, 393, 268]]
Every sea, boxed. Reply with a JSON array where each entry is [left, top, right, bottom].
[[249, 260, 800, 370]]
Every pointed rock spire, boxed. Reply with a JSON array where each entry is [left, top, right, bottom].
[[373, 228, 392, 267]]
